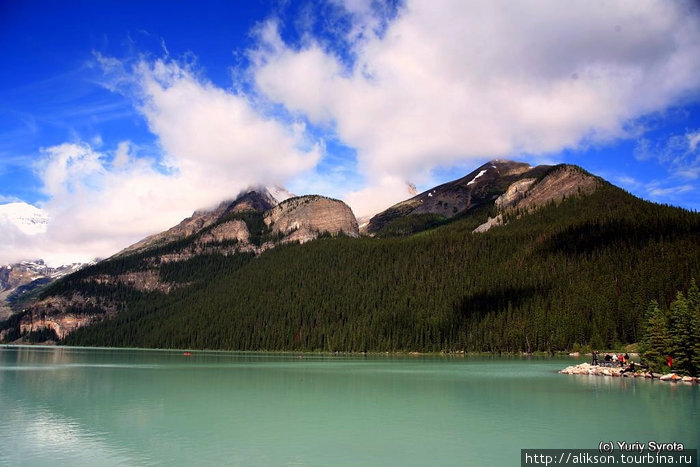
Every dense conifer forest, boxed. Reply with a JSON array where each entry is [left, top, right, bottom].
[[640, 280, 700, 375], [55, 182, 700, 353]]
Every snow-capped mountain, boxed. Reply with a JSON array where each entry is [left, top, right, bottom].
[[0, 202, 48, 235], [0, 259, 91, 319]]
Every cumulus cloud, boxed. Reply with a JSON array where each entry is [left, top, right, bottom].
[[133, 59, 320, 184], [647, 184, 694, 198], [0, 58, 321, 265], [343, 174, 416, 221], [251, 0, 700, 216]]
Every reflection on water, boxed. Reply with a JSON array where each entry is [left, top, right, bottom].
[[0, 346, 697, 467]]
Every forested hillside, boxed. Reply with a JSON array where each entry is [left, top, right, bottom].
[[61, 182, 700, 353]]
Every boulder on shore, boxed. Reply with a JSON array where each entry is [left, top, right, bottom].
[[559, 364, 698, 383]]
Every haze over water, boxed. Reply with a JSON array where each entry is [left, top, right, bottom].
[[0, 346, 697, 466]]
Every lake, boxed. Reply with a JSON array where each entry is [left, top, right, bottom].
[[0, 346, 697, 466]]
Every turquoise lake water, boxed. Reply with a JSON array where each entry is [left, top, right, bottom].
[[0, 346, 697, 466]]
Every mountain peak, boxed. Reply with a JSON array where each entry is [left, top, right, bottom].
[[117, 185, 300, 256], [0, 202, 48, 236], [365, 160, 600, 235]]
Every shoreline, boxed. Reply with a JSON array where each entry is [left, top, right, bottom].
[[0, 342, 587, 357], [560, 362, 698, 383]]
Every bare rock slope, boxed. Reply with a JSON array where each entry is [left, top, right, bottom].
[[265, 196, 359, 243], [474, 165, 600, 232]]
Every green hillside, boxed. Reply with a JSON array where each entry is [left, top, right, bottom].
[[60, 182, 700, 353]]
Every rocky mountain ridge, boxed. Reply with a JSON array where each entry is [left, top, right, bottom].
[[365, 161, 600, 236]]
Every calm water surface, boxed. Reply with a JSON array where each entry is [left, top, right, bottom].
[[0, 346, 697, 466]]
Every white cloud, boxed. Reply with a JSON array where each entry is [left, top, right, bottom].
[[647, 184, 694, 197], [634, 128, 700, 180], [343, 175, 417, 220], [687, 130, 700, 153], [134, 59, 320, 184], [113, 140, 132, 167], [0, 58, 321, 266], [251, 0, 700, 216]]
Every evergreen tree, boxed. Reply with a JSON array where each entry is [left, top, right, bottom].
[[642, 300, 671, 372], [687, 280, 700, 375], [669, 292, 694, 375]]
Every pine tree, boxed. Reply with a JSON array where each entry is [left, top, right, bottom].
[[642, 300, 671, 372], [687, 280, 700, 376], [669, 292, 693, 375]]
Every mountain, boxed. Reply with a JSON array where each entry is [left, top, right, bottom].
[[0, 260, 87, 321], [117, 185, 294, 256], [0, 186, 358, 341], [0, 203, 56, 320], [2, 161, 699, 353], [365, 160, 599, 236], [115, 187, 357, 261], [0, 202, 48, 235]]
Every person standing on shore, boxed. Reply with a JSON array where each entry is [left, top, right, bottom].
[[592, 351, 599, 366]]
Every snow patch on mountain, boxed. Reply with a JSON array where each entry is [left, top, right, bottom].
[[0, 202, 48, 235], [467, 170, 488, 186]]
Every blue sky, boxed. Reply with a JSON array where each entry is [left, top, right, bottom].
[[1, 0, 699, 264]]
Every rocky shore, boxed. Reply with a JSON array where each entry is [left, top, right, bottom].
[[559, 362, 698, 383]]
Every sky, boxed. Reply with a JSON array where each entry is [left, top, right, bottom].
[[1, 0, 699, 265]]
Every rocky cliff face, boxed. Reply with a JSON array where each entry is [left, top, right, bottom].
[[494, 178, 537, 209], [10, 294, 107, 341], [515, 165, 599, 210], [199, 219, 250, 245], [264, 196, 359, 244], [473, 165, 601, 233]]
